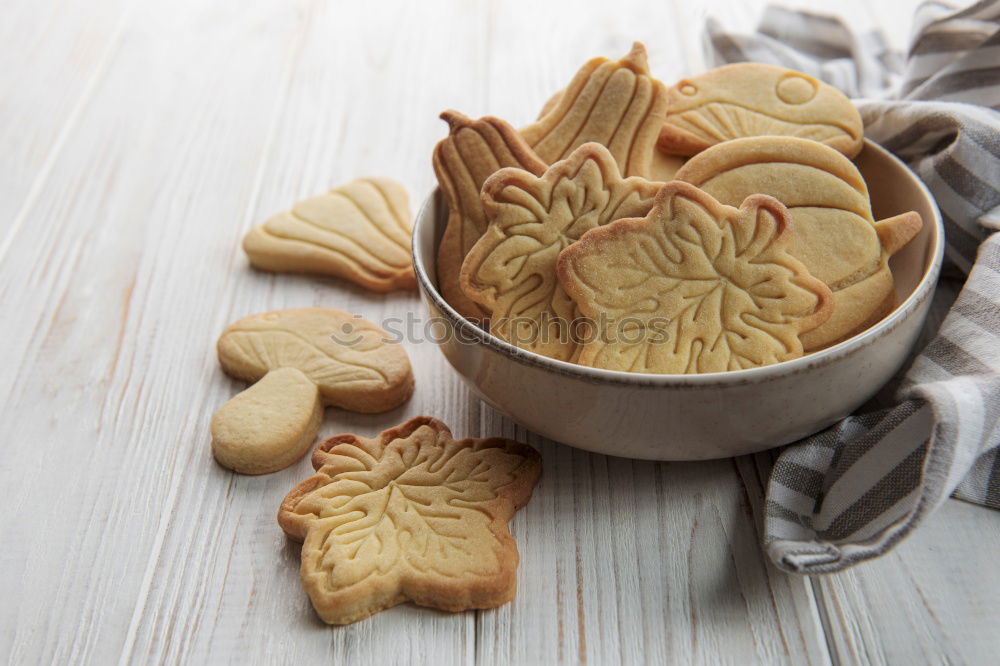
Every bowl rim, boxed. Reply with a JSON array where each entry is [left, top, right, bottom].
[[411, 139, 945, 388]]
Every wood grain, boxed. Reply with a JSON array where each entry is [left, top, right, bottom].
[[1, 0, 996, 664], [815, 498, 1000, 665]]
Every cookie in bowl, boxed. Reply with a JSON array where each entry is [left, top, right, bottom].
[[413, 139, 942, 459]]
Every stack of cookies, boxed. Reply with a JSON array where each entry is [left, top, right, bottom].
[[434, 43, 923, 374]]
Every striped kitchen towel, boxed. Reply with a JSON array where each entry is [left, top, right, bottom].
[[705, 1, 1000, 573]]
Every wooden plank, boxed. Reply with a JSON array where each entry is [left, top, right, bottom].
[[110, 1, 491, 663], [0, 0, 131, 245], [478, 423, 830, 665], [0, 0, 465, 662], [815, 499, 1000, 664], [0, 0, 314, 659]]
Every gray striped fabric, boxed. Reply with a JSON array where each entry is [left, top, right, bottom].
[[705, 1, 1000, 573]]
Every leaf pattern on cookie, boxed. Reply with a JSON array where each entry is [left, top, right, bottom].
[[243, 178, 416, 292], [278, 417, 542, 625], [674, 136, 921, 349], [521, 42, 668, 178], [217, 308, 413, 413], [557, 182, 833, 374], [460, 143, 661, 361], [657, 63, 864, 158], [433, 111, 548, 321]]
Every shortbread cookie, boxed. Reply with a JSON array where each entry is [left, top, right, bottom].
[[657, 63, 864, 158], [536, 87, 563, 119], [537, 83, 684, 180], [674, 137, 922, 349], [212, 308, 414, 474], [557, 181, 833, 374], [433, 111, 547, 321], [650, 150, 686, 182], [243, 178, 416, 292], [521, 42, 667, 178], [278, 416, 542, 625], [211, 367, 323, 475], [461, 142, 661, 361]]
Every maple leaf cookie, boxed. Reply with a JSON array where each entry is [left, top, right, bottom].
[[278, 417, 542, 625], [557, 181, 833, 374], [460, 142, 661, 361], [674, 136, 922, 349]]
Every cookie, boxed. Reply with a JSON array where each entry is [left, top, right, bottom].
[[461, 142, 661, 361], [212, 308, 414, 474], [536, 79, 684, 180], [657, 63, 864, 158], [243, 178, 416, 292], [277, 416, 542, 625], [674, 136, 922, 349], [650, 150, 686, 182], [433, 111, 547, 321], [535, 87, 563, 120], [520, 42, 667, 178], [211, 367, 323, 475], [557, 181, 833, 374]]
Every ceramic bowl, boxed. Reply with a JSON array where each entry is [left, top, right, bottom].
[[412, 140, 943, 460]]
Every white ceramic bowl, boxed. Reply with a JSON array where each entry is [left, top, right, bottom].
[[412, 140, 943, 460]]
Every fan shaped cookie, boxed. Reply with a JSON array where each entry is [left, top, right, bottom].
[[557, 181, 833, 374], [461, 142, 661, 361], [433, 111, 548, 320], [657, 63, 864, 158], [278, 416, 542, 625], [243, 178, 416, 292], [520, 42, 667, 178], [212, 308, 414, 474], [674, 137, 922, 349]]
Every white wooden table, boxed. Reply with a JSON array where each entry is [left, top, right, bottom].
[[2, 0, 997, 663]]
